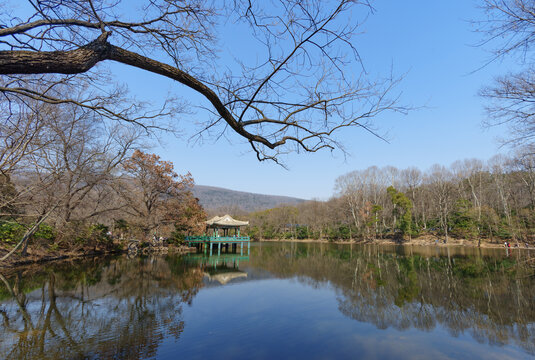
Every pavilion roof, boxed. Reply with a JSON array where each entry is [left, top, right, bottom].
[[205, 214, 249, 227], [204, 271, 248, 285]]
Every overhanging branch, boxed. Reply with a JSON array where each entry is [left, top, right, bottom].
[[0, 33, 277, 150]]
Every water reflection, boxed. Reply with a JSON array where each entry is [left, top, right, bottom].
[[0, 244, 533, 359], [250, 243, 535, 355], [0, 256, 204, 359], [185, 252, 250, 286]]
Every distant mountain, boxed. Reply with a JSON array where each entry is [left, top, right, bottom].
[[193, 185, 306, 213]]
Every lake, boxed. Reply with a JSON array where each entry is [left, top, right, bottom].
[[0, 242, 534, 359]]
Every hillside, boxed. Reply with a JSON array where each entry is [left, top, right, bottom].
[[193, 185, 306, 213]]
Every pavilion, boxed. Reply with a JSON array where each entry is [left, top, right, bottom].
[[205, 214, 249, 237], [185, 214, 250, 256]]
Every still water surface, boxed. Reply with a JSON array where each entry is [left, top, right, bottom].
[[0, 242, 534, 359]]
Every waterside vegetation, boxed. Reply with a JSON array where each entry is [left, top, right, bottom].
[[244, 154, 535, 247]]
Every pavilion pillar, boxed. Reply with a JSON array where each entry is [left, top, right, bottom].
[[240, 241, 243, 255], [210, 242, 213, 255], [218, 242, 221, 256]]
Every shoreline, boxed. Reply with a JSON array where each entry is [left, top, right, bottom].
[[0, 249, 123, 269], [1, 237, 531, 270], [0, 244, 194, 269], [258, 236, 532, 250]]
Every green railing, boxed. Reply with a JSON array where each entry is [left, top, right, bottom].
[[185, 235, 251, 256], [185, 236, 250, 243]]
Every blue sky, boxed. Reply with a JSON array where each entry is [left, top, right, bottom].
[[111, 1, 516, 200]]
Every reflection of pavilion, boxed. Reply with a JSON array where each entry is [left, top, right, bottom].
[[184, 252, 249, 285], [185, 253, 249, 268], [186, 214, 250, 256], [204, 269, 247, 285], [204, 271, 247, 285]]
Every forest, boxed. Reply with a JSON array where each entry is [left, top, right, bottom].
[[3, 98, 535, 260], [2, 93, 535, 260], [2, 0, 535, 259], [0, 96, 206, 261], [0, 0, 401, 262], [244, 151, 535, 245]]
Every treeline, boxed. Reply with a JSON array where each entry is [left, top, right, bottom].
[[0, 94, 205, 258], [245, 153, 535, 244]]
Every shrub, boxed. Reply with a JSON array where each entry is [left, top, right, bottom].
[[295, 226, 309, 239], [0, 221, 25, 244], [88, 223, 112, 244], [34, 223, 55, 242], [169, 230, 185, 245], [246, 226, 260, 241]]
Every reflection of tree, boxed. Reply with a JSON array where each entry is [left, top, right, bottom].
[[250, 243, 535, 355], [0, 256, 204, 359]]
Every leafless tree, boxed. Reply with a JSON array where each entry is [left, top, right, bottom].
[[478, 0, 535, 147], [29, 102, 142, 228], [335, 170, 366, 229], [250, 151, 535, 243], [0, 95, 53, 215], [0, 97, 47, 176], [511, 147, 535, 209], [0, 0, 405, 163], [478, 0, 535, 59], [451, 159, 486, 222], [488, 155, 513, 231], [481, 71, 535, 147], [427, 164, 455, 243], [400, 166, 423, 225], [0, 83, 143, 258]]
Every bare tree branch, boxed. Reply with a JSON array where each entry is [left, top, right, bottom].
[[0, 0, 404, 163]]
